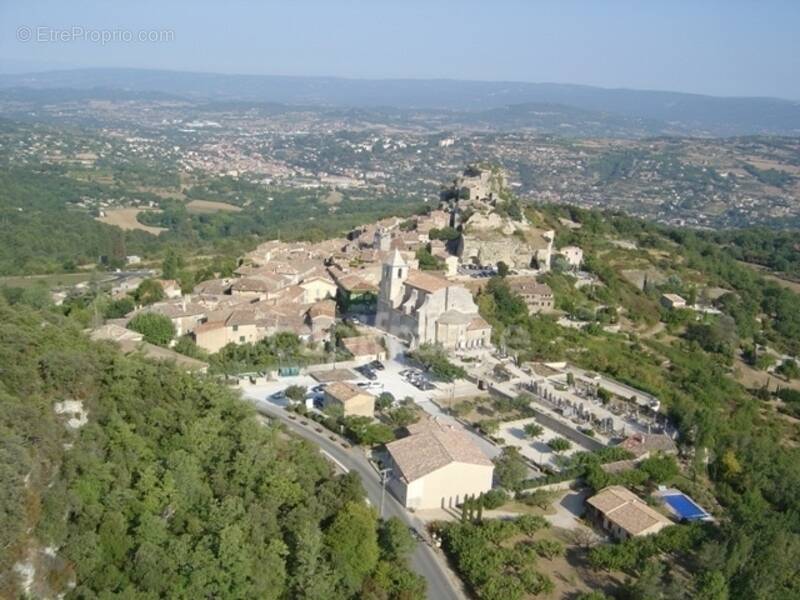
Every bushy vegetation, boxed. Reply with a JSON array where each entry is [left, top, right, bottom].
[[438, 515, 554, 600], [0, 298, 423, 598], [408, 343, 467, 382], [127, 311, 175, 345]]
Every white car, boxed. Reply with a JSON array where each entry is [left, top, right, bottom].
[[361, 381, 383, 391]]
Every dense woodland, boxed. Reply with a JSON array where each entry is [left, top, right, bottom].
[[0, 299, 423, 598]]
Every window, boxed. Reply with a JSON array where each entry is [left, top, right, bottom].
[[232, 325, 239, 332], [239, 336, 245, 343]]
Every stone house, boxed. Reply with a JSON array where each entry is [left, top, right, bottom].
[[375, 250, 491, 350]]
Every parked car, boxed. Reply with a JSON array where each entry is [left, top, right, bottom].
[[270, 390, 286, 400], [370, 360, 385, 371]]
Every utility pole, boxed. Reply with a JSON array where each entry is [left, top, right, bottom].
[[379, 467, 392, 518]]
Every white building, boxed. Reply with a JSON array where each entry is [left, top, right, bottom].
[[385, 419, 494, 510], [559, 246, 584, 269]]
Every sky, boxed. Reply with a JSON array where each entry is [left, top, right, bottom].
[[2, 0, 799, 99]]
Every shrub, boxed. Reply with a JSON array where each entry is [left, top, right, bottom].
[[480, 489, 508, 510], [127, 312, 175, 346]]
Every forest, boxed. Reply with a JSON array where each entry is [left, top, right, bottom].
[[0, 298, 423, 599]]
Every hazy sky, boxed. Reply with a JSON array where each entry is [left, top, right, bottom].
[[2, 0, 799, 99]]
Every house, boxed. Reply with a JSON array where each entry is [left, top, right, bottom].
[[617, 433, 678, 460], [323, 381, 375, 417], [192, 278, 233, 295], [376, 250, 491, 350], [231, 275, 287, 300], [159, 279, 183, 299], [299, 275, 338, 303], [307, 299, 336, 343], [586, 485, 672, 540], [559, 246, 583, 269], [111, 276, 144, 297], [506, 278, 554, 314], [660, 293, 687, 309], [147, 300, 207, 336], [333, 273, 379, 311], [385, 418, 494, 510], [89, 323, 144, 344], [341, 335, 386, 362], [193, 310, 259, 353]]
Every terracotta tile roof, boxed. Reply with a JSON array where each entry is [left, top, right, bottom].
[[587, 486, 671, 537], [387, 420, 493, 482], [192, 278, 232, 295], [341, 335, 384, 358], [507, 278, 553, 296], [335, 273, 378, 293], [618, 433, 677, 458], [405, 270, 449, 293], [325, 381, 373, 403], [89, 323, 143, 343], [194, 320, 225, 334], [225, 310, 257, 327], [308, 299, 336, 319], [467, 316, 491, 331], [232, 276, 283, 293], [149, 301, 205, 318]]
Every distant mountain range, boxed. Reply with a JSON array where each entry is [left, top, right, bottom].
[[1, 67, 799, 137]]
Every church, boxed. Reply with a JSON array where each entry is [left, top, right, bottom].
[[375, 250, 491, 350]]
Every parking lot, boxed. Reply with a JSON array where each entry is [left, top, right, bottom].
[[236, 349, 501, 461]]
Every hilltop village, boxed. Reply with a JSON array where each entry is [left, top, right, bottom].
[[100, 166, 582, 356]]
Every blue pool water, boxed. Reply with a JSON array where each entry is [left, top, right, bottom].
[[663, 493, 708, 521]]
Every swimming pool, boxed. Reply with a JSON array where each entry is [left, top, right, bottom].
[[662, 493, 709, 521]]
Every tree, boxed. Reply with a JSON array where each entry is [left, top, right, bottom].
[[104, 296, 135, 319], [378, 517, 416, 561], [777, 359, 800, 381], [523, 422, 544, 439], [639, 455, 679, 484], [547, 437, 572, 454], [343, 417, 395, 446], [325, 502, 380, 595], [409, 344, 466, 382], [375, 392, 394, 411], [127, 312, 175, 345], [386, 405, 419, 428], [162, 248, 183, 280], [480, 419, 500, 436], [494, 447, 528, 490], [285, 385, 307, 402], [134, 279, 165, 305], [694, 570, 729, 600], [496, 261, 510, 277], [480, 489, 508, 509]]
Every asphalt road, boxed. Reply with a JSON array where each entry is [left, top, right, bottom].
[[247, 396, 466, 600]]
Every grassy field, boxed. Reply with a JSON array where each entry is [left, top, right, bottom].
[[186, 199, 242, 214], [0, 272, 109, 289], [96, 208, 167, 235]]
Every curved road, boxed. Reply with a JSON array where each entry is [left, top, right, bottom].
[[247, 396, 466, 600]]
